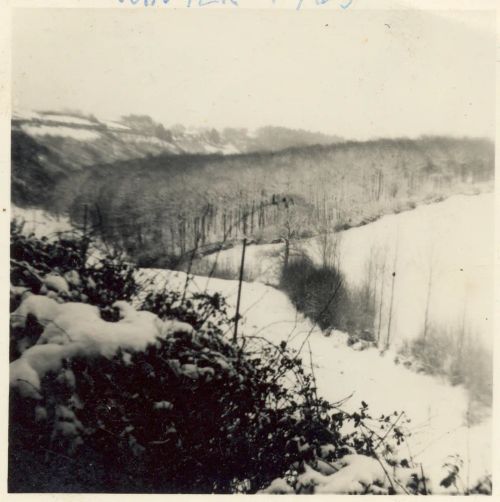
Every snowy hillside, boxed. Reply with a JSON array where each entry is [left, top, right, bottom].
[[12, 109, 343, 159], [136, 268, 491, 493], [198, 193, 494, 349]]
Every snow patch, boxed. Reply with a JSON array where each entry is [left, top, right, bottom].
[[203, 144, 220, 154], [42, 274, 70, 295], [220, 143, 240, 155], [12, 205, 74, 238], [102, 120, 131, 131], [259, 477, 294, 494], [41, 114, 96, 126], [10, 296, 195, 398], [12, 110, 43, 121], [312, 455, 386, 494], [21, 124, 100, 141]]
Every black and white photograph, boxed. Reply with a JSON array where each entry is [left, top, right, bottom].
[[3, 0, 497, 495]]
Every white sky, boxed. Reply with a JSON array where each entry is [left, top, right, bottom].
[[12, 7, 496, 139]]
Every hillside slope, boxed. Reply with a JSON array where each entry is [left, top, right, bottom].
[[12, 110, 342, 206], [197, 192, 494, 348], [55, 136, 493, 266], [11, 110, 494, 268]]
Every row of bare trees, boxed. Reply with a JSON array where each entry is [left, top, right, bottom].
[[56, 135, 494, 268]]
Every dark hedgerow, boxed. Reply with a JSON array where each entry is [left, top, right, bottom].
[[9, 227, 432, 494], [9, 329, 410, 493]]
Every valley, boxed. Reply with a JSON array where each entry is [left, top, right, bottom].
[[9, 112, 494, 494]]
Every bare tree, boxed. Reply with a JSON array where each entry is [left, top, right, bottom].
[[310, 197, 344, 270], [279, 201, 306, 269]]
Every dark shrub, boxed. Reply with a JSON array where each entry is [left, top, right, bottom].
[[280, 255, 348, 331], [280, 255, 376, 335], [7, 227, 434, 494]]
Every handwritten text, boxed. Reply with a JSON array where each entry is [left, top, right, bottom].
[[118, 0, 354, 10]]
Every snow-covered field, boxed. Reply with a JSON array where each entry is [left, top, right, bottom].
[[13, 109, 243, 155], [101, 120, 131, 131], [332, 193, 493, 348], [20, 124, 101, 141], [137, 268, 492, 493], [202, 193, 494, 349], [41, 114, 97, 126]]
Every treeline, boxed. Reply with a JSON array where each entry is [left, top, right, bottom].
[[14, 134, 494, 267], [11, 117, 344, 209], [65, 137, 493, 265]]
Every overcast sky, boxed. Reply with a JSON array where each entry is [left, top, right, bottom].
[[12, 7, 495, 140]]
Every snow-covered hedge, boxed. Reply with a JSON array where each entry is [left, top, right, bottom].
[[9, 226, 489, 494]]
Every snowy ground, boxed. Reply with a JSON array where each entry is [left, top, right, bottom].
[[11, 205, 75, 238], [136, 268, 492, 493], [201, 193, 494, 349], [10, 193, 493, 492]]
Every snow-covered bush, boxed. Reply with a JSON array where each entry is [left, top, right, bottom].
[[11, 219, 138, 309], [11, 227, 481, 494], [10, 326, 416, 493]]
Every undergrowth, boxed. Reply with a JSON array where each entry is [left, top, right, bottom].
[[398, 329, 493, 411], [280, 254, 374, 337]]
